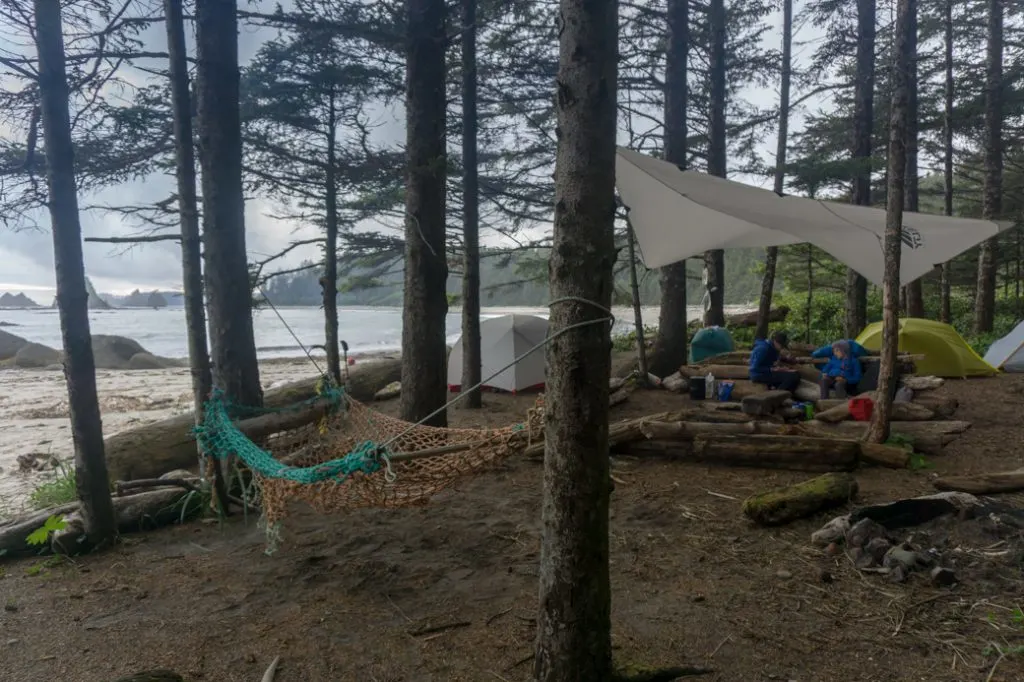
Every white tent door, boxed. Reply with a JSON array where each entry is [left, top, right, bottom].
[[447, 314, 549, 391], [983, 320, 1024, 372]]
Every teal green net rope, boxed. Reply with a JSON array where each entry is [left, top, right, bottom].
[[194, 385, 388, 485]]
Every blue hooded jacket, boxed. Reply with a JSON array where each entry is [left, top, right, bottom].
[[813, 340, 864, 384], [748, 338, 780, 381]]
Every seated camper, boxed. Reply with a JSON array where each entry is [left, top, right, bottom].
[[814, 340, 863, 398], [748, 331, 800, 392]]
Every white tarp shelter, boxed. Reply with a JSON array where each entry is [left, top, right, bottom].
[[447, 314, 549, 392], [983, 320, 1024, 372], [616, 147, 1014, 286]]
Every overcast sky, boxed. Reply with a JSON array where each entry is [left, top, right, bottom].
[[0, 3, 822, 300]]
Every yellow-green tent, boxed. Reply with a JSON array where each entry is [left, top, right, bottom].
[[855, 318, 997, 378]]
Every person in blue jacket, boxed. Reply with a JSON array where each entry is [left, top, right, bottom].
[[748, 331, 800, 392], [815, 340, 862, 398]]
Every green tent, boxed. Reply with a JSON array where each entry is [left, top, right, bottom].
[[689, 326, 735, 364]]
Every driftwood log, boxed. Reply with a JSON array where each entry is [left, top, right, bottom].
[[616, 434, 860, 472], [742, 473, 859, 526], [103, 358, 402, 483], [933, 471, 1024, 495], [813, 398, 936, 424], [0, 487, 191, 558]]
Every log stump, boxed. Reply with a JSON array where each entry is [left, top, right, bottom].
[[742, 473, 859, 526]]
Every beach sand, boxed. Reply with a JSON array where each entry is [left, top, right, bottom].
[[0, 358, 326, 516]]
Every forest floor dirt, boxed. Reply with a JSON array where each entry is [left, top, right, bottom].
[[2, 375, 1024, 681]]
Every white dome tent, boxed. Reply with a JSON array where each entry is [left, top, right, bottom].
[[983, 320, 1024, 372], [447, 314, 549, 393]]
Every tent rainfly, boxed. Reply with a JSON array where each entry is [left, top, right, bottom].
[[983, 320, 1024, 372], [615, 147, 1014, 286], [447, 314, 549, 393]]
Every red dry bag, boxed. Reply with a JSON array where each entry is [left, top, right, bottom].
[[848, 396, 874, 422]]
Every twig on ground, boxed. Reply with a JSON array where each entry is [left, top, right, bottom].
[[709, 635, 732, 658], [487, 606, 514, 625], [705, 489, 739, 501], [985, 646, 1005, 682], [408, 620, 471, 637]]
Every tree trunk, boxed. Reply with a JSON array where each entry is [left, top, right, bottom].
[[32, 0, 117, 549], [867, 0, 913, 444], [903, 2, 924, 319], [195, 0, 262, 407], [460, 0, 482, 408], [401, 0, 449, 427], [533, 0, 618, 678], [323, 92, 342, 385], [755, 0, 791, 340], [939, 0, 954, 324], [648, 0, 689, 377], [625, 223, 649, 380], [164, 0, 225, 513], [846, 0, 876, 337], [704, 0, 727, 328], [973, 0, 1003, 334]]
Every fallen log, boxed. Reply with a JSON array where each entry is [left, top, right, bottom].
[[902, 375, 944, 391], [0, 487, 191, 558], [910, 392, 959, 419], [691, 435, 859, 472], [742, 473, 859, 526], [812, 420, 964, 455], [638, 420, 808, 440], [811, 398, 937, 423], [103, 358, 402, 483], [933, 471, 1024, 495], [857, 442, 912, 469]]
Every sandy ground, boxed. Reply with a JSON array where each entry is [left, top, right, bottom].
[[0, 359, 326, 516], [1, 376, 1024, 681]]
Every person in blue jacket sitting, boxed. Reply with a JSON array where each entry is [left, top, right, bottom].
[[748, 331, 800, 392], [814, 340, 863, 398]]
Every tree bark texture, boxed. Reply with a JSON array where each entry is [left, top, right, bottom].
[[867, 0, 913, 444], [401, 0, 449, 427], [939, 0, 954, 324], [195, 0, 263, 407], [460, 0, 482, 408], [902, 3, 924, 318], [704, 0, 727, 328], [323, 93, 342, 385], [649, 0, 689, 377], [32, 0, 118, 548], [973, 0, 1003, 334], [165, 0, 225, 512], [755, 0, 791, 341], [626, 224, 649, 380], [846, 0, 876, 338], [533, 0, 618, 679]]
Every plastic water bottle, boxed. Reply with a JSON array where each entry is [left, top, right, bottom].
[[705, 372, 716, 401]]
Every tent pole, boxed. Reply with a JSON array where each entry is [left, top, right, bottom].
[[625, 221, 650, 384]]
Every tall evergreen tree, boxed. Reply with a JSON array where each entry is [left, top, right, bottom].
[[704, 0, 728, 327], [460, 0, 482, 408], [400, 0, 449, 427], [974, 0, 1003, 333], [533, 0, 618, 678], [869, 0, 914, 443], [33, 0, 117, 548], [196, 0, 263, 406], [846, 0, 876, 337], [755, 0, 793, 341], [648, 0, 689, 377]]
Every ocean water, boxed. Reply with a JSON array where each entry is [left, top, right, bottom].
[[0, 304, 751, 360]]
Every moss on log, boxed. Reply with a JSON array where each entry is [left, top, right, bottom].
[[103, 359, 402, 482], [742, 473, 859, 526]]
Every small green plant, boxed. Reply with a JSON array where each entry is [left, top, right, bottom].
[[25, 514, 67, 547], [909, 452, 934, 471], [29, 460, 77, 509], [885, 433, 915, 450]]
